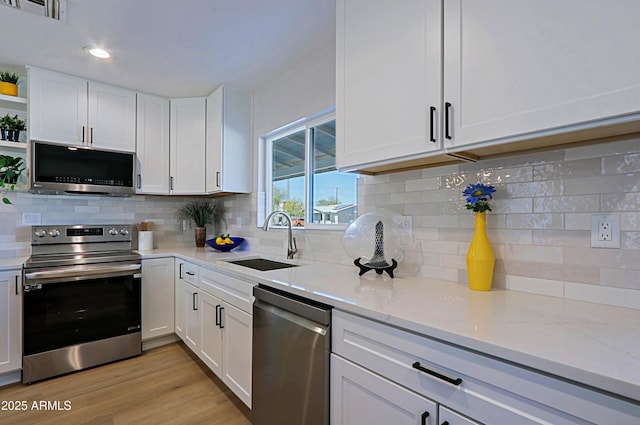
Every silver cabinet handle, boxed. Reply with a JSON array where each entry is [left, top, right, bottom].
[[15, 275, 19, 295]]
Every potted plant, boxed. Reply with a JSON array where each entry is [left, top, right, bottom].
[[0, 114, 12, 140], [178, 199, 224, 247], [0, 154, 25, 204], [10, 115, 26, 142], [0, 114, 25, 142], [0, 70, 20, 97]]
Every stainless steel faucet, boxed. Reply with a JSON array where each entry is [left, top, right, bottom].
[[262, 210, 298, 259]]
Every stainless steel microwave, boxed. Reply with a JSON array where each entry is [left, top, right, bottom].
[[30, 140, 135, 196]]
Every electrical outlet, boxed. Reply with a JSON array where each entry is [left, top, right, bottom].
[[598, 221, 612, 241], [22, 213, 41, 225], [591, 214, 620, 248]]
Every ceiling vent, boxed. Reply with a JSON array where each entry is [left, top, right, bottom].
[[2, 0, 67, 23]]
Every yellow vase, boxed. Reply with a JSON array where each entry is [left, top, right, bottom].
[[466, 212, 495, 291], [0, 82, 18, 97]]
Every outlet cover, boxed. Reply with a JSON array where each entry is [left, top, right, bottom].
[[22, 212, 41, 225], [591, 214, 620, 248]]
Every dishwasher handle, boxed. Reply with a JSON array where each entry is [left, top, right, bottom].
[[254, 285, 331, 325]]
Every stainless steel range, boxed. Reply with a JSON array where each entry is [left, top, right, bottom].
[[22, 224, 142, 383]]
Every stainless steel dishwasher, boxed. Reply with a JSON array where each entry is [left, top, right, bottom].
[[252, 284, 332, 425]]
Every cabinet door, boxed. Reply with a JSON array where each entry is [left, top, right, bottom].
[[170, 97, 206, 194], [175, 277, 200, 352], [0, 270, 21, 374], [443, 0, 640, 149], [87, 81, 136, 152], [331, 354, 437, 425], [336, 0, 442, 171], [205, 86, 252, 194], [136, 93, 170, 194], [222, 302, 252, 408], [141, 258, 174, 340], [28, 67, 87, 145], [438, 406, 480, 425], [199, 290, 223, 376]]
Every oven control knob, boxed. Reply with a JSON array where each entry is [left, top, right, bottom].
[[34, 229, 47, 238], [108, 228, 118, 236], [119, 228, 129, 236], [48, 229, 60, 237]]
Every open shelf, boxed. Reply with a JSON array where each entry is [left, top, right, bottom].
[[0, 140, 27, 150], [0, 93, 27, 110]]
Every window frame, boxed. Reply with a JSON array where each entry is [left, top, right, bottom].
[[258, 107, 357, 231]]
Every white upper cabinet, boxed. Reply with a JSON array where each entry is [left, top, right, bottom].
[[169, 97, 206, 194], [337, 0, 640, 172], [28, 67, 136, 151], [136, 93, 170, 194], [28, 67, 87, 145], [87, 81, 136, 151], [443, 0, 640, 150], [336, 0, 442, 171], [205, 86, 252, 194]]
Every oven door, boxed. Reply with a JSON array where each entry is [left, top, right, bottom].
[[23, 261, 142, 357]]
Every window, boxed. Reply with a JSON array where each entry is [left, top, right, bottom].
[[262, 112, 358, 228]]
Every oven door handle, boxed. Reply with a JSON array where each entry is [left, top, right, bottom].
[[25, 263, 141, 283]]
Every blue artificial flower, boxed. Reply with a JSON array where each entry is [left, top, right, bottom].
[[462, 183, 496, 212]]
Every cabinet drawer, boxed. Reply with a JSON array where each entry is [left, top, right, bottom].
[[198, 266, 254, 314], [176, 260, 198, 286], [333, 310, 639, 425]]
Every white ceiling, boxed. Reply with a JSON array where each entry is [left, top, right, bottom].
[[0, 0, 336, 97]]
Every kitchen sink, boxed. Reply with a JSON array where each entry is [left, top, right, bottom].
[[225, 258, 299, 272]]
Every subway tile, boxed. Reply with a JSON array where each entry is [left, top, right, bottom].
[[599, 268, 640, 290], [506, 213, 564, 229], [565, 174, 640, 195], [533, 157, 601, 180], [601, 193, 640, 211], [564, 136, 640, 161], [534, 195, 599, 213], [602, 153, 640, 174], [505, 275, 564, 297], [564, 281, 640, 309], [502, 244, 563, 264], [405, 177, 440, 192], [505, 180, 563, 198], [418, 265, 459, 281], [533, 229, 590, 247]]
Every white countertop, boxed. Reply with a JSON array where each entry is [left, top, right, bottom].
[[12, 246, 638, 402], [140, 247, 640, 403]]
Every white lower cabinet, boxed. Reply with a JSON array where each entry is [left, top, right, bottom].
[[199, 289, 223, 376], [174, 259, 200, 349], [438, 406, 479, 425], [332, 354, 437, 425], [141, 258, 175, 340], [220, 301, 252, 407], [0, 270, 21, 375], [332, 310, 640, 425], [173, 260, 253, 408]]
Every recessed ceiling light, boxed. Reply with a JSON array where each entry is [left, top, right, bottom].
[[84, 47, 111, 59]]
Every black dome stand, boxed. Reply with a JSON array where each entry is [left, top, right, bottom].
[[353, 220, 398, 278]]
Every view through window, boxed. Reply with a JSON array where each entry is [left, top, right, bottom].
[[268, 116, 357, 227]]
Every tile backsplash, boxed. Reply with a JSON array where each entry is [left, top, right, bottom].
[[2, 134, 639, 310]]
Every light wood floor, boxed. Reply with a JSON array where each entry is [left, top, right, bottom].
[[0, 342, 252, 425]]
